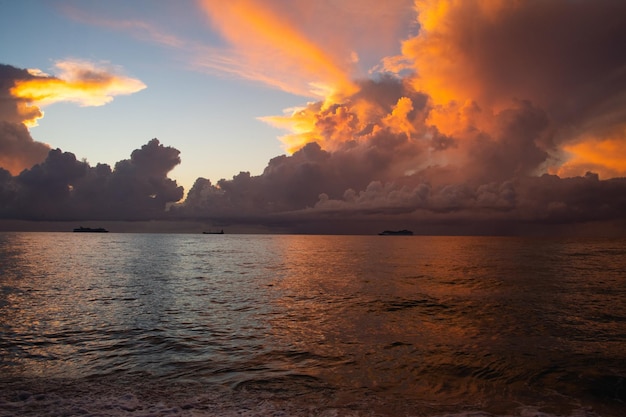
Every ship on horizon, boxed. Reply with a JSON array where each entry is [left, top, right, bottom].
[[73, 226, 109, 233], [378, 229, 413, 236]]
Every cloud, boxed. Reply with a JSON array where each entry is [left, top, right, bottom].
[[10, 59, 146, 107], [261, 75, 429, 152], [196, 0, 415, 99], [62, 0, 414, 100], [0, 64, 51, 175], [0, 61, 146, 178], [400, 0, 626, 178], [0, 139, 183, 221], [559, 138, 626, 179], [3, 1, 626, 235], [172, 0, 626, 234], [60, 5, 186, 48], [196, 0, 356, 98]]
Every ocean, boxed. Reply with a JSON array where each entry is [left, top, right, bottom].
[[0, 232, 624, 417]]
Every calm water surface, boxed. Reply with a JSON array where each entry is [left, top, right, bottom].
[[0, 233, 624, 416]]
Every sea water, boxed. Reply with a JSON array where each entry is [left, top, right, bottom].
[[0, 232, 624, 417]]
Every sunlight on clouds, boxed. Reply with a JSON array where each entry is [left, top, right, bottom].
[[254, 0, 626, 183], [559, 138, 626, 179], [15, 103, 44, 127], [403, 0, 513, 107], [261, 91, 423, 154], [260, 107, 320, 153], [46, 0, 625, 185], [197, 0, 358, 100], [413, 0, 450, 32], [26, 68, 50, 77], [11, 60, 146, 108], [425, 100, 493, 138], [383, 97, 415, 138]]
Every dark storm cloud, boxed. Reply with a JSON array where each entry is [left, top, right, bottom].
[[0, 139, 183, 221], [463, 100, 551, 184], [0, 64, 50, 175], [172, 69, 626, 234], [102, 139, 184, 218], [3, 1, 626, 235]]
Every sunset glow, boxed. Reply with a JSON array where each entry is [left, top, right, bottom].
[[1, 0, 625, 233], [560, 138, 626, 179], [197, 0, 358, 99], [10, 60, 146, 107], [3, 5, 626, 417]]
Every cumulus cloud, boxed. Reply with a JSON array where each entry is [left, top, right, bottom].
[[401, 0, 626, 178], [0, 61, 146, 178], [172, 0, 626, 234], [2, 1, 625, 235], [0, 139, 183, 221], [0, 64, 51, 174]]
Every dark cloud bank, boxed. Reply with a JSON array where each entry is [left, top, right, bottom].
[[1, 70, 625, 235], [1, 129, 625, 235], [2, 0, 626, 236]]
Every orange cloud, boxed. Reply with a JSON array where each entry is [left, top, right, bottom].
[[396, 0, 626, 180], [382, 97, 415, 138], [261, 106, 321, 153], [558, 138, 626, 179], [11, 60, 146, 109], [197, 0, 626, 185], [403, 0, 626, 114], [197, 0, 358, 100], [262, 100, 374, 153], [401, 0, 497, 106], [62, 0, 414, 101], [12, 102, 44, 128], [261, 85, 425, 155]]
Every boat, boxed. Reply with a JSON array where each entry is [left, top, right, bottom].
[[73, 226, 109, 233], [202, 230, 224, 234], [378, 229, 413, 236]]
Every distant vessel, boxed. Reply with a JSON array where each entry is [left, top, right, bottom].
[[73, 226, 109, 233], [203, 230, 224, 234], [378, 229, 413, 236]]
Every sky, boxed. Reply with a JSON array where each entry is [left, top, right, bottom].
[[0, 0, 312, 190], [1, 0, 626, 234]]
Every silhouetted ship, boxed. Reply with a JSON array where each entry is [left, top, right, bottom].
[[378, 229, 413, 236], [73, 226, 109, 233], [202, 230, 224, 234]]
